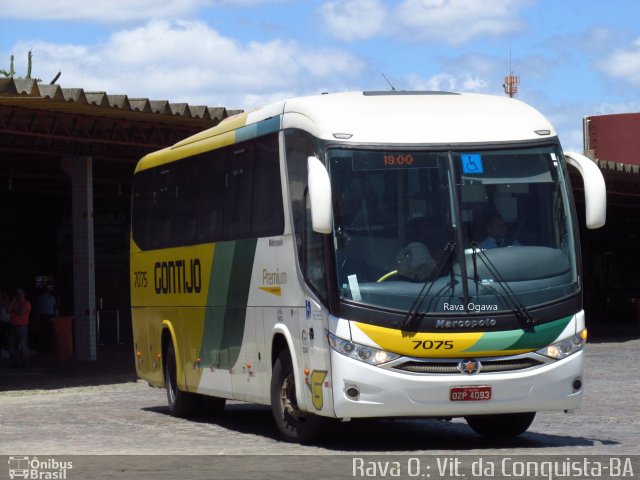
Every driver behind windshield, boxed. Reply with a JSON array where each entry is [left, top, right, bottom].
[[480, 214, 520, 249]]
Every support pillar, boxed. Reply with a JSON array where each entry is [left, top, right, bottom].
[[62, 155, 97, 361]]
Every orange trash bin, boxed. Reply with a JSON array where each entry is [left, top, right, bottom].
[[50, 316, 74, 361]]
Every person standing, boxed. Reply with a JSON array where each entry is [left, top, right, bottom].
[[34, 285, 58, 354], [9, 287, 31, 367]]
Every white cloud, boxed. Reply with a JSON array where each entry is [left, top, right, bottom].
[[405, 73, 489, 92], [598, 38, 640, 87], [10, 20, 366, 109], [0, 0, 288, 22], [215, 0, 290, 5], [318, 0, 531, 44], [395, 0, 530, 44], [590, 99, 640, 116], [318, 0, 387, 42], [0, 0, 208, 22], [401, 54, 511, 95]]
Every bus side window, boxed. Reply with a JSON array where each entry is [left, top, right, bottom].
[[131, 169, 155, 249], [197, 152, 226, 243], [224, 146, 254, 238], [172, 158, 198, 245], [305, 191, 327, 301], [152, 168, 174, 249], [252, 134, 283, 237], [285, 129, 318, 268]]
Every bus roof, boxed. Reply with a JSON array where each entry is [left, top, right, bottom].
[[135, 91, 557, 172]]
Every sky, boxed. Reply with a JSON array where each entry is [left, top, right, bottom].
[[1, 0, 640, 152]]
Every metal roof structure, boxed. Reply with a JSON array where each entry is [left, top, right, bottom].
[[0, 78, 242, 197], [0, 78, 240, 124], [0, 78, 241, 165]]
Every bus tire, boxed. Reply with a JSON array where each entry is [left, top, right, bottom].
[[270, 350, 324, 444], [465, 412, 536, 438], [164, 340, 201, 417]]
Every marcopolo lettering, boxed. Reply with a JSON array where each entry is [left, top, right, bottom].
[[154, 258, 202, 294], [436, 318, 497, 329]]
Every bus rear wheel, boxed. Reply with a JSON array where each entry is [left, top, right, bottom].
[[465, 412, 536, 438], [164, 340, 201, 417], [270, 351, 324, 443]]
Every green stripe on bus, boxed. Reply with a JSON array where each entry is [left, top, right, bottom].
[[201, 242, 235, 368], [463, 315, 572, 353], [199, 238, 258, 369], [224, 238, 258, 368], [461, 329, 524, 353], [505, 315, 572, 351]]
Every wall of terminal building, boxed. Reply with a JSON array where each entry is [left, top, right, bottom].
[[0, 177, 132, 345], [572, 180, 640, 334]]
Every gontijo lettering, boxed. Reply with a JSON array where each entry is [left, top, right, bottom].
[[154, 258, 202, 294]]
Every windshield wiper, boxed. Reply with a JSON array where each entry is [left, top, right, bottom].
[[470, 242, 536, 327], [397, 241, 456, 331]]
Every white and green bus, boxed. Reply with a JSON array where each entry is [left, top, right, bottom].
[[130, 91, 606, 443]]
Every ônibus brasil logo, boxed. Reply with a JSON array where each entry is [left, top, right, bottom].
[[8, 456, 73, 479]]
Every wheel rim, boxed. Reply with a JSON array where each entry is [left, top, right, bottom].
[[279, 371, 305, 423], [166, 350, 177, 404]]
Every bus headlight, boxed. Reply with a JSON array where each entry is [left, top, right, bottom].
[[327, 332, 400, 366], [537, 329, 587, 359]]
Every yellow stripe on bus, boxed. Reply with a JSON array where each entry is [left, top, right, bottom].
[[135, 130, 237, 172], [353, 322, 483, 358], [172, 112, 251, 149]]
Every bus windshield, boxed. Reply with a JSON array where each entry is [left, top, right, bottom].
[[329, 145, 578, 314]]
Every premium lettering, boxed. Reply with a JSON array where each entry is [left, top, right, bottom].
[[154, 259, 202, 294], [263, 269, 287, 285]]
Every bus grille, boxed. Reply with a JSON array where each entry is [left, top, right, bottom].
[[392, 357, 544, 374]]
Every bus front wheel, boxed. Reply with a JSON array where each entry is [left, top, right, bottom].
[[465, 412, 536, 438], [164, 340, 201, 417], [270, 351, 324, 443]]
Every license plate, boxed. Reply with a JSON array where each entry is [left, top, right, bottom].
[[450, 385, 492, 401]]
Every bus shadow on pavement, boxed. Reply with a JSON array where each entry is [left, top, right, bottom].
[[320, 418, 619, 451], [144, 403, 616, 451], [0, 345, 137, 392], [144, 403, 282, 440]]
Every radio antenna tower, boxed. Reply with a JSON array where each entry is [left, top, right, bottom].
[[503, 45, 519, 98]]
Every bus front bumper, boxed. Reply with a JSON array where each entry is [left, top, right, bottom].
[[330, 349, 583, 419]]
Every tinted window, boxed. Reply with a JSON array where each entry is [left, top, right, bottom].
[[131, 132, 284, 249]]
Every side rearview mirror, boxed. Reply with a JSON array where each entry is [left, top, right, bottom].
[[307, 156, 333, 234], [564, 151, 606, 229]]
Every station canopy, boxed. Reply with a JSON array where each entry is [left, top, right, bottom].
[[0, 77, 240, 190]]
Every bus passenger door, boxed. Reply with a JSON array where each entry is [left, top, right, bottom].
[[299, 298, 333, 417]]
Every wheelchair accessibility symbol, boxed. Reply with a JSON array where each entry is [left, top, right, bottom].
[[461, 153, 484, 174]]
